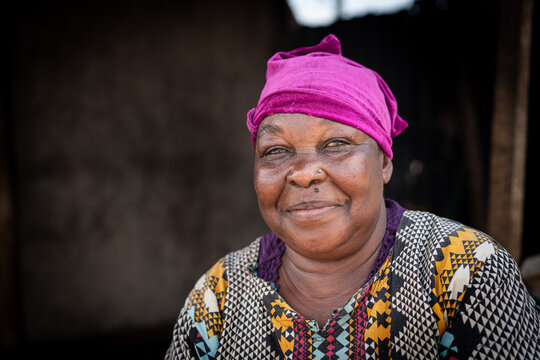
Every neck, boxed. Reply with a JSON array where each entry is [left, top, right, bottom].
[[277, 203, 387, 327]]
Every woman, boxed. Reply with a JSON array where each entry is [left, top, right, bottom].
[[166, 35, 539, 359]]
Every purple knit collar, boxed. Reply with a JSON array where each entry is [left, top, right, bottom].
[[256, 199, 405, 289]]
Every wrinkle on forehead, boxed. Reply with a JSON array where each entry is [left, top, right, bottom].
[[317, 117, 337, 127], [259, 114, 336, 132]]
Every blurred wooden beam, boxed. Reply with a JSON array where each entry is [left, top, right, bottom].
[[487, 0, 534, 262]]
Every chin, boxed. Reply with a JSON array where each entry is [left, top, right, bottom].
[[280, 226, 352, 258]]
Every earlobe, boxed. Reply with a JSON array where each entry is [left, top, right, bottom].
[[382, 155, 393, 184]]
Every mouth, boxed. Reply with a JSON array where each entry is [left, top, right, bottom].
[[285, 201, 345, 221]]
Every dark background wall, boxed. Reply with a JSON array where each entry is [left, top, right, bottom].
[[3, 0, 277, 356], [1, 0, 537, 358]]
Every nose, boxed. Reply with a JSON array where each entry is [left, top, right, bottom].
[[286, 154, 327, 188]]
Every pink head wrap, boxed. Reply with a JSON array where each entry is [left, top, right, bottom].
[[246, 34, 407, 159]]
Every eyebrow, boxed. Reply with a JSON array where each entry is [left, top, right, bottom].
[[258, 124, 283, 136]]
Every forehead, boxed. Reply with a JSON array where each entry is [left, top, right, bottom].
[[258, 113, 363, 137]]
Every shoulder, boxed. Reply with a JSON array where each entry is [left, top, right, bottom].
[[394, 210, 503, 325], [186, 237, 261, 310], [219, 237, 262, 273], [396, 210, 499, 262], [395, 210, 502, 285], [166, 238, 262, 359]]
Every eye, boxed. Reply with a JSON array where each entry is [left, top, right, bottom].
[[323, 138, 350, 150], [261, 146, 290, 158]]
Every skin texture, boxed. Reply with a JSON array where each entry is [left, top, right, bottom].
[[254, 113, 393, 326]]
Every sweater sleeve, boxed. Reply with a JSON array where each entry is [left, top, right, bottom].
[[165, 260, 229, 360], [165, 306, 200, 360], [438, 248, 540, 359]]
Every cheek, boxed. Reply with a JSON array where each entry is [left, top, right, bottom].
[[254, 165, 283, 207], [328, 155, 383, 199], [330, 155, 367, 183]]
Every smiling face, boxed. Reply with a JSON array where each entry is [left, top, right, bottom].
[[254, 113, 393, 261]]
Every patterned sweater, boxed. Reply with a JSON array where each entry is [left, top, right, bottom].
[[166, 210, 540, 359]]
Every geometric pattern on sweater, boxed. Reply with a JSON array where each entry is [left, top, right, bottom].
[[364, 256, 392, 359], [165, 210, 540, 360], [262, 262, 391, 360], [185, 260, 228, 358]]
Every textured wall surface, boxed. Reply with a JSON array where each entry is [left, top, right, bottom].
[[12, 0, 274, 341]]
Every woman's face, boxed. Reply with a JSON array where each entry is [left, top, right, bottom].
[[254, 113, 393, 261]]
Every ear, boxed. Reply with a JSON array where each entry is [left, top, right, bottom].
[[382, 154, 393, 184]]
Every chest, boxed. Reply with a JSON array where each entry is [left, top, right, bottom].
[[216, 259, 441, 360]]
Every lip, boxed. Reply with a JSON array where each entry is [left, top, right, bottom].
[[284, 201, 345, 222]]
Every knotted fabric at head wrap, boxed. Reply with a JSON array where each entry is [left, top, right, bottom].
[[246, 34, 408, 159]]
